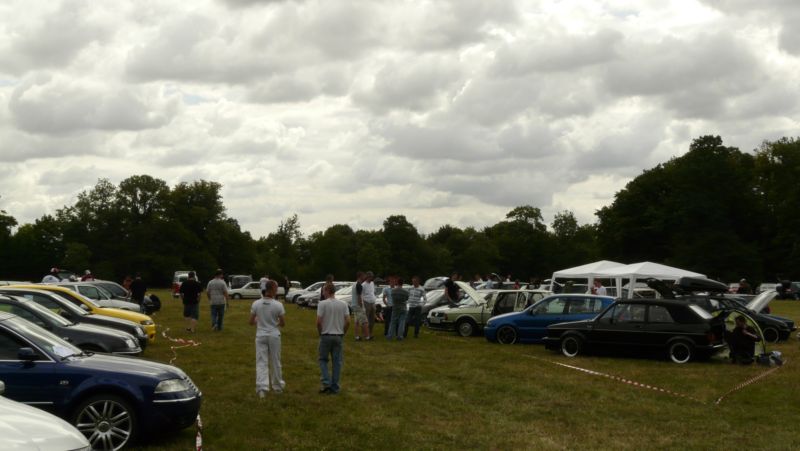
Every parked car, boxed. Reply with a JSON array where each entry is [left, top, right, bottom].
[[0, 295, 141, 355], [299, 282, 350, 308], [86, 279, 130, 300], [0, 380, 91, 451], [421, 289, 447, 317], [0, 311, 201, 450], [0, 287, 149, 349], [485, 294, 615, 344], [230, 281, 262, 299], [423, 276, 448, 291], [283, 280, 304, 301], [172, 270, 198, 298], [756, 282, 778, 294], [645, 277, 794, 343], [52, 282, 141, 311], [4, 285, 156, 341], [544, 299, 727, 363], [427, 282, 550, 337], [287, 281, 328, 304], [228, 274, 252, 290]]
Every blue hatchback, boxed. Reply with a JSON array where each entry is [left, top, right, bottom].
[[484, 294, 615, 344], [0, 311, 201, 450]]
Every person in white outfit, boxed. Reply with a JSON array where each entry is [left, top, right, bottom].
[[249, 280, 286, 397]]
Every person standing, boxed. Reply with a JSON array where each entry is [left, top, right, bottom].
[[282, 276, 291, 300], [382, 277, 394, 337], [180, 271, 202, 333], [405, 276, 427, 338], [362, 271, 377, 340], [443, 272, 460, 306], [387, 279, 409, 340], [259, 274, 270, 293], [737, 279, 752, 295], [352, 272, 368, 341], [207, 269, 230, 331], [130, 274, 147, 305], [592, 279, 607, 296], [249, 280, 286, 397], [80, 270, 95, 281], [317, 281, 350, 394], [42, 268, 61, 283]]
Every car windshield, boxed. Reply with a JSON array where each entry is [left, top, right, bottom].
[[22, 300, 74, 327], [8, 316, 82, 359], [98, 282, 127, 297], [52, 290, 100, 309], [95, 285, 115, 300]]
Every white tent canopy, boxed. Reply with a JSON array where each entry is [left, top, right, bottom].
[[596, 261, 706, 298], [551, 260, 626, 279], [551, 260, 706, 297]]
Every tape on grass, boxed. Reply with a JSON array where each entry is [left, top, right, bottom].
[[440, 336, 785, 405], [160, 326, 202, 365], [196, 414, 203, 451]]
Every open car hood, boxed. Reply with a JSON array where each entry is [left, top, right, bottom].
[[747, 290, 777, 313], [456, 281, 486, 305]]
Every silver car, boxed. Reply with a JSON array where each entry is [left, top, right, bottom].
[[50, 283, 142, 311]]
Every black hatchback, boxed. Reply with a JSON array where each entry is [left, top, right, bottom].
[[544, 299, 727, 363], [0, 295, 141, 355]]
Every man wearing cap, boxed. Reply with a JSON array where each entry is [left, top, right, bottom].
[[42, 268, 61, 283], [362, 271, 377, 340]]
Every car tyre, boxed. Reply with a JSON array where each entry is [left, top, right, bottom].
[[668, 340, 693, 364], [496, 325, 518, 344], [72, 394, 138, 451], [232, 293, 242, 300], [456, 319, 476, 337], [560, 335, 583, 358], [762, 327, 780, 343]]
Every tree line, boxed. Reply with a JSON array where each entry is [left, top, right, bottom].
[[1, 135, 798, 286]]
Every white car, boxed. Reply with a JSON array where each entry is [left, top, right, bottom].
[[0, 380, 90, 451], [230, 281, 262, 299]]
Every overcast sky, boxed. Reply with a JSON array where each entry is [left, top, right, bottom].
[[1, 0, 798, 238]]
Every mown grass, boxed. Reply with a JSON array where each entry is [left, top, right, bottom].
[[135, 290, 800, 450]]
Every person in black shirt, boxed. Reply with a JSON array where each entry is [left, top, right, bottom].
[[180, 271, 203, 332], [726, 315, 760, 365], [130, 274, 147, 305], [443, 272, 460, 306]]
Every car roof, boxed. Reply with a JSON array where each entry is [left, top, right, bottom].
[[615, 298, 693, 308], [0, 311, 14, 321]]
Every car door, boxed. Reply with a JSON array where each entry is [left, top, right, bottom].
[[642, 304, 680, 348], [77, 285, 102, 301], [491, 293, 519, 317], [565, 297, 607, 322], [0, 326, 58, 410], [243, 282, 260, 298], [517, 296, 570, 339], [589, 303, 648, 347]]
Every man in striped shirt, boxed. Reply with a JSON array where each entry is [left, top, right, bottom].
[[404, 276, 427, 338]]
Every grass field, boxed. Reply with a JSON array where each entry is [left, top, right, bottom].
[[137, 290, 800, 450]]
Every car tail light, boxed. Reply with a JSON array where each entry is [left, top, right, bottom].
[[707, 332, 717, 343]]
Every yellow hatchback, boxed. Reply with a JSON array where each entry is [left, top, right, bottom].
[[8, 284, 157, 341]]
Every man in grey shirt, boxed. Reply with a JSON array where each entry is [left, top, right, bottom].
[[250, 280, 286, 397], [206, 269, 230, 331], [317, 282, 350, 394]]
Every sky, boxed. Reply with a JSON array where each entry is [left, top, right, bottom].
[[1, 0, 798, 238]]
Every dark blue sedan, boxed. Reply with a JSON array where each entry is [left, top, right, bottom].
[[0, 311, 201, 450], [484, 294, 615, 344]]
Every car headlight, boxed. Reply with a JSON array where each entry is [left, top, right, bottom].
[[141, 320, 154, 326], [125, 338, 137, 349], [486, 320, 494, 327], [155, 378, 191, 394], [135, 326, 146, 337]]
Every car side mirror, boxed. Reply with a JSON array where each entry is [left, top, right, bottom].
[[18, 347, 38, 361]]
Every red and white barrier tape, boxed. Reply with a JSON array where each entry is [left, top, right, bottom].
[[160, 326, 202, 364], [440, 336, 784, 405], [196, 414, 203, 451]]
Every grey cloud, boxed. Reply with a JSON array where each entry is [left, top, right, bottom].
[[9, 74, 180, 134], [0, 1, 108, 75], [603, 32, 762, 118], [572, 115, 667, 174], [0, 128, 104, 162], [248, 67, 351, 104], [353, 55, 463, 113], [380, 122, 498, 162], [492, 29, 623, 76]]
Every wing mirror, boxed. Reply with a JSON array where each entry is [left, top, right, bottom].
[[18, 347, 38, 361]]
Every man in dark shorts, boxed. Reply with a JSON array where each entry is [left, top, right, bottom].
[[130, 274, 147, 305], [180, 271, 203, 332]]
